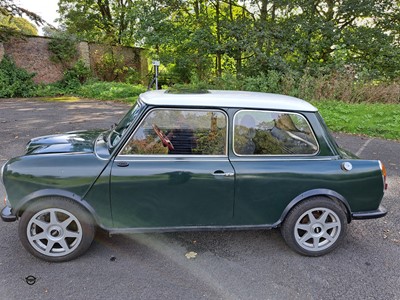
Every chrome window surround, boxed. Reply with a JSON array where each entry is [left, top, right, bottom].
[[118, 108, 229, 158], [232, 109, 320, 157]]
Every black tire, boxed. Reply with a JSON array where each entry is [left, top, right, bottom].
[[280, 197, 347, 256], [18, 197, 95, 262]]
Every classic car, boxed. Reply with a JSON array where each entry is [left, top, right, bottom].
[[1, 90, 387, 262]]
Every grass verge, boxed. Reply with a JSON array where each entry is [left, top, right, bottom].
[[313, 100, 400, 141], [34, 81, 147, 103]]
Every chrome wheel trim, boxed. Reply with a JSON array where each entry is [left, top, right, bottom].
[[294, 207, 341, 252], [26, 208, 83, 257]]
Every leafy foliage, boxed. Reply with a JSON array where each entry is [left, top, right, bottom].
[[171, 71, 400, 104], [58, 0, 400, 83], [77, 81, 146, 102], [0, 55, 36, 97], [60, 60, 92, 90], [34, 60, 92, 96], [58, 0, 135, 44], [0, 14, 38, 36], [94, 50, 128, 82], [0, 0, 50, 40], [47, 32, 78, 66]]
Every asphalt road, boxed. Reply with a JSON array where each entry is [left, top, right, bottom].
[[0, 98, 399, 300]]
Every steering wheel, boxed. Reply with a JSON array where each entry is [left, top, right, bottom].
[[152, 124, 175, 151]]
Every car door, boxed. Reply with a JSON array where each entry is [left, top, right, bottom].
[[110, 108, 235, 228], [230, 109, 321, 225]]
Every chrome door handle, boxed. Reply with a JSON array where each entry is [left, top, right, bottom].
[[117, 161, 129, 167], [213, 171, 234, 177]]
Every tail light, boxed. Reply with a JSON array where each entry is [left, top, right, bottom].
[[379, 161, 388, 191]]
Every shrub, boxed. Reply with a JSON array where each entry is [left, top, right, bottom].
[[48, 32, 78, 68], [94, 50, 128, 82], [35, 83, 66, 97], [59, 60, 92, 92], [178, 71, 400, 104], [78, 81, 146, 102], [0, 55, 36, 98]]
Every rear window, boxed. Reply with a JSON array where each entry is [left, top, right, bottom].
[[233, 110, 318, 156]]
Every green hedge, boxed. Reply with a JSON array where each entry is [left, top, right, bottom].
[[0, 55, 36, 98]]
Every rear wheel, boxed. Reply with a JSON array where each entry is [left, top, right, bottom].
[[18, 197, 95, 262], [281, 197, 347, 256]]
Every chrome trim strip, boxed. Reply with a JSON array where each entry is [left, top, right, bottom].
[[229, 157, 338, 162], [106, 223, 278, 234], [114, 158, 229, 162], [0, 161, 6, 185]]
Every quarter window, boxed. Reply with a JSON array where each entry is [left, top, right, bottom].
[[121, 109, 227, 155], [234, 110, 318, 155]]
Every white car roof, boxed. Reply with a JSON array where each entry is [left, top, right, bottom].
[[139, 90, 318, 112]]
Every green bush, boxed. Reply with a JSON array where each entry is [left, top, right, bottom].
[[60, 60, 92, 92], [0, 55, 36, 98], [78, 81, 146, 102], [35, 83, 66, 97], [94, 50, 128, 82], [176, 71, 400, 103], [34, 75, 146, 102], [47, 32, 78, 67]]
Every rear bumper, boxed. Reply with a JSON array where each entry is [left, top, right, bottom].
[[351, 205, 387, 220], [1, 206, 17, 222]]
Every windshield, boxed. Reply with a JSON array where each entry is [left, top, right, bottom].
[[107, 102, 144, 148]]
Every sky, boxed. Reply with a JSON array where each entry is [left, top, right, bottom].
[[15, 0, 60, 34]]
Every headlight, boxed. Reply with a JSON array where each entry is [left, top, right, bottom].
[[379, 161, 388, 191], [3, 195, 9, 207]]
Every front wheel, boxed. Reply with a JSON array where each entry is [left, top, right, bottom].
[[18, 197, 95, 262], [281, 197, 347, 256]]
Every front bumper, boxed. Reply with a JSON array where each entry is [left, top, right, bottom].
[[351, 205, 388, 220], [1, 206, 17, 222]]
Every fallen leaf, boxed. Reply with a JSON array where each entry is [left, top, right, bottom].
[[185, 251, 197, 259]]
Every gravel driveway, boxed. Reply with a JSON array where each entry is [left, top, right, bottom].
[[0, 98, 399, 300]]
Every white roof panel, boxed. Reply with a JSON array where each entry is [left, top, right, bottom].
[[139, 90, 318, 112]]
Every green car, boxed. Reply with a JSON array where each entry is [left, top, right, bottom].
[[1, 90, 387, 262]]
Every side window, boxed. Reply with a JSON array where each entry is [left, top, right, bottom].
[[234, 110, 318, 155], [121, 109, 227, 155]]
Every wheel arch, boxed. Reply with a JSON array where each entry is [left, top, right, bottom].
[[278, 189, 352, 225], [15, 189, 100, 226]]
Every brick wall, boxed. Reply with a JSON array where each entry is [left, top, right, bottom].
[[2, 37, 64, 84], [0, 36, 147, 84]]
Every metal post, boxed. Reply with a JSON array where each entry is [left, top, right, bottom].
[[155, 65, 159, 90], [152, 60, 160, 90]]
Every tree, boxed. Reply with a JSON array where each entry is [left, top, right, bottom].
[[57, 0, 400, 81], [58, 0, 135, 44], [0, 14, 38, 36], [0, 0, 48, 40]]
